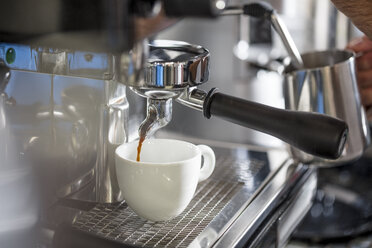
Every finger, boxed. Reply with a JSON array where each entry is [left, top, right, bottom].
[[358, 69, 372, 88], [360, 87, 372, 106], [356, 51, 372, 71], [347, 36, 372, 53]]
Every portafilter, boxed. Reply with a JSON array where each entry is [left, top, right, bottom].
[[131, 39, 348, 160]]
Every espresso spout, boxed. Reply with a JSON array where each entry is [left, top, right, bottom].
[[138, 98, 172, 138]]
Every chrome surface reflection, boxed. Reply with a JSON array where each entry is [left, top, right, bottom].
[[0, 42, 146, 209], [0, 63, 38, 247]]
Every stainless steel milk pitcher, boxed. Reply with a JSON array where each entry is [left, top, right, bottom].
[[284, 49, 370, 165]]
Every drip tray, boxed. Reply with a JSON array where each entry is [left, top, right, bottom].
[[53, 146, 309, 248], [73, 180, 242, 247]]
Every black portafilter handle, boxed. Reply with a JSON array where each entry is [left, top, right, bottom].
[[203, 88, 348, 159], [163, 0, 226, 17]]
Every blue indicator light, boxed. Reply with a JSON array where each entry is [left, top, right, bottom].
[[156, 65, 163, 86]]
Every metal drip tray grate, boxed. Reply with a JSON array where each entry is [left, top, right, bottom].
[[72, 148, 282, 247], [74, 180, 242, 247]]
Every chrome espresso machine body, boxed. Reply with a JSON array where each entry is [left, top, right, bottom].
[[0, 1, 353, 247]]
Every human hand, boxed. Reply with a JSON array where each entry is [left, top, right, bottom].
[[347, 36, 372, 109]]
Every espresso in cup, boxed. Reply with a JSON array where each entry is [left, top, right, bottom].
[[115, 139, 215, 221]]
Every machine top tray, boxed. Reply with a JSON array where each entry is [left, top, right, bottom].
[[65, 145, 301, 248]]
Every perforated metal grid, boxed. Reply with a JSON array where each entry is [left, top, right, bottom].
[[73, 152, 268, 248]]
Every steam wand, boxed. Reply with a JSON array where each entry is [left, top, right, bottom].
[[222, 2, 304, 69]]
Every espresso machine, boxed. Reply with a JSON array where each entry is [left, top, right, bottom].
[[0, 0, 363, 247]]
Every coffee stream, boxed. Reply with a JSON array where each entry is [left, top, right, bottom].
[[136, 135, 145, 162]]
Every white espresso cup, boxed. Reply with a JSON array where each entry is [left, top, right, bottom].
[[115, 138, 215, 222]]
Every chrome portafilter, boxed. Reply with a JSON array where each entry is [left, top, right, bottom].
[[133, 40, 348, 160], [133, 40, 210, 138], [131, 39, 210, 100]]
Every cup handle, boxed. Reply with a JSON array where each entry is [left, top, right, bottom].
[[197, 145, 216, 182]]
